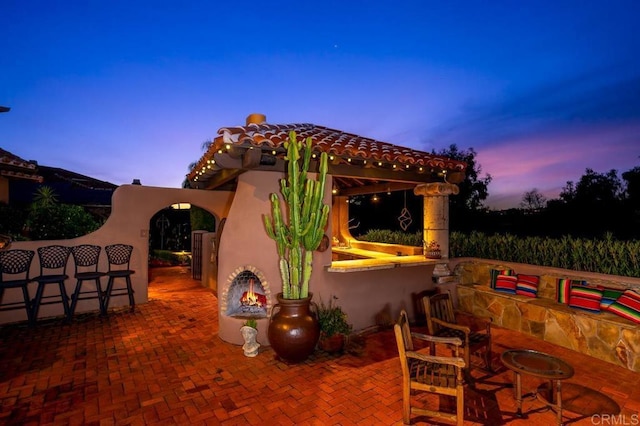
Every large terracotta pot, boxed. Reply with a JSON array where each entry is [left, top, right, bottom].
[[268, 292, 320, 363]]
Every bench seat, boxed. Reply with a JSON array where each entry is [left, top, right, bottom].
[[452, 259, 640, 373]]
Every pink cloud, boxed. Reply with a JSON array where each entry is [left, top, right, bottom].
[[479, 123, 639, 209]]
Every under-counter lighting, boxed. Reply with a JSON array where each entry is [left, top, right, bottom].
[[171, 203, 191, 210]]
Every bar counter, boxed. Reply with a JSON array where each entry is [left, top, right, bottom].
[[328, 247, 439, 273]]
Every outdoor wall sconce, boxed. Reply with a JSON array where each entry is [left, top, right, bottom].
[[0, 234, 11, 250]]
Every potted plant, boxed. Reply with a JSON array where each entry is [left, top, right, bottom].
[[317, 295, 352, 353], [240, 319, 260, 357], [424, 240, 442, 259], [263, 130, 330, 363]]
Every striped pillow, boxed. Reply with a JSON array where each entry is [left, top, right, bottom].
[[490, 269, 515, 289], [607, 290, 640, 324], [516, 274, 539, 298], [600, 287, 625, 311], [569, 285, 603, 312], [495, 275, 517, 294], [556, 278, 586, 305]]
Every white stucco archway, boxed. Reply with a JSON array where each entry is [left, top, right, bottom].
[[1, 185, 235, 324]]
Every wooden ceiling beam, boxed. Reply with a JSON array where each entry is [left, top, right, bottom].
[[199, 168, 243, 190], [337, 181, 418, 196], [327, 163, 433, 184]]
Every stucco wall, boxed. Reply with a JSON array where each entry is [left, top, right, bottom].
[[4, 178, 437, 345], [218, 171, 436, 345], [1, 185, 234, 324]]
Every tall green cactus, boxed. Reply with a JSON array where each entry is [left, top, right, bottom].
[[263, 131, 329, 299]]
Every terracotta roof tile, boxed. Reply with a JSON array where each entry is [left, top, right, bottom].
[[188, 122, 466, 184], [0, 148, 43, 182]]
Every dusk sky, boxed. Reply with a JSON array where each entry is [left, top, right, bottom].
[[2, 1, 639, 210]]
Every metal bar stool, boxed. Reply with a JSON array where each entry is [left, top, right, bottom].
[[0, 249, 36, 325], [103, 244, 135, 313], [32, 245, 72, 322], [70, 244, 106, 317]]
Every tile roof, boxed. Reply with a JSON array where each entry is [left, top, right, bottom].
[[0, 148, 43, 182], [187, 120, 467, 187]]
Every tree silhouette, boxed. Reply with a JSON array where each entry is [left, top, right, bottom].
[[432, 144, 492, 232], [520, 188, 547, 211]]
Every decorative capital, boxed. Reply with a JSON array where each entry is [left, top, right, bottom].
[[413, 182, 460, 196]]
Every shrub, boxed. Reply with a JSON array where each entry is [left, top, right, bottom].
[[27, 204, 100, 240], [355, 228, 639, 278], [450, 231, 640, 278], [358, 229, 422, 246]]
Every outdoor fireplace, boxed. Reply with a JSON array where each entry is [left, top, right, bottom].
[[221, 265, 271, 318]]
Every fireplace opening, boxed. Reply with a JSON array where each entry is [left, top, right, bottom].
[[225, 269, 268, 318]]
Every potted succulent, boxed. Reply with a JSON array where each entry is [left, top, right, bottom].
[[263, 130, 330, 363], [317, 295, 352, 353], [240, 319, 260, 357], [424, 240, 442, 259]]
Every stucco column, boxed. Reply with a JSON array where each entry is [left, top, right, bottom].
[[414, 182, 459, 279]]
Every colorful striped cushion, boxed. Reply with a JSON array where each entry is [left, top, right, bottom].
[[490, 269, 515, 289], [607, 290, 640, 324], [556, 278, 586, 304], [495, 275, 517, 294], [516, 274, 539, 298], [569, 285, 603, 312], [600, 287, 625, 311]]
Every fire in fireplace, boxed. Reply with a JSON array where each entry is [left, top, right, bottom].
[[240, 278, 267, 307], [222, 266, 270, 318]]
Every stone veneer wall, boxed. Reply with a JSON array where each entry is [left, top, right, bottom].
[[451, 258, 640, 373]]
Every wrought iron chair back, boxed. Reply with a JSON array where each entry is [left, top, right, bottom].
[[105, 244, 133, 270], [0, 249, 34, 277]]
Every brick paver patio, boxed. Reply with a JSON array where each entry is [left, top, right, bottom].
[[1, 266, 638, 425]]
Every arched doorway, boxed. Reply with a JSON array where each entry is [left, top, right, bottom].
[[148, 202, 217, 284]]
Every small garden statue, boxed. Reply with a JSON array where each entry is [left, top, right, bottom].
[[240, 319, 260, 357]]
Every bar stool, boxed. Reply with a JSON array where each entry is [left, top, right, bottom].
[[0, 249, 36, 324], [70, 244, 106, 317], [103, 244, 135, 313], [32, 245, 72, 322]]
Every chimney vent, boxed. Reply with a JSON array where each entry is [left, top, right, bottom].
[[246, 113, 266, 125]]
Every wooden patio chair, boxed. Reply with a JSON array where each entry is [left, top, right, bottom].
[[422, 290, 492, 384], [394, 309, 466, 426]]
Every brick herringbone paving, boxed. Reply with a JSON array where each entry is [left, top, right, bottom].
[[1, 266, 638, 425]]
